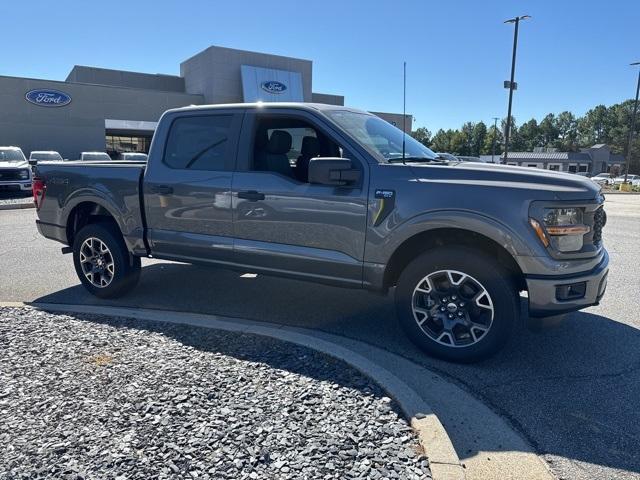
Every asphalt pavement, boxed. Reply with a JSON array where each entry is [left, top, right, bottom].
[[1, 195, 639, 480]]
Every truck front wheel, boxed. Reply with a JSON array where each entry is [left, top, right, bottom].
[[395, 247, 519, 363], [72, 223, 141, 299]]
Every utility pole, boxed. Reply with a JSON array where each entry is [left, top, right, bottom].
[[624, 62, 640, 183], [503, 15, 530, 164], [491, 117, 499, 163]]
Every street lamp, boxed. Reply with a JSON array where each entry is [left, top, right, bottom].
[[502, 15, 531, 164], [624, 61, 640, 183]]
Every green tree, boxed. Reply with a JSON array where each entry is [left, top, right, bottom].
[[450, 130, 469, 155], [411, 127, 432, 148], [539, 113, 559, 147], [578, 104, 610, 146], [431, 129, 455, 153], [482, 124, 503, 157], [518, 119, 541, 151], [471, 121, 487, 156], [555, 111, 578, 151]]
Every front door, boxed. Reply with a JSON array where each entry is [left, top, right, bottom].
[[144, 109, 243, 264], [231, 110, 369, 286]]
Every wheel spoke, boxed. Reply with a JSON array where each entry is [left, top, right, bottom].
[[474, 291, 493, 311], [413, 306, 430, 325], [470, 325, 488, 342], [447, 271, 466, 286]]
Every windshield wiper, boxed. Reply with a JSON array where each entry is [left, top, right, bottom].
[[387, 156, 446, 164]]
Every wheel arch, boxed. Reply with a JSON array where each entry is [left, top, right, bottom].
[[383, 227, 526, 292], [65, 200, 122, 246]]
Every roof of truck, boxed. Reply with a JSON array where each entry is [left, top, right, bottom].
[[166, 102, 369, 115]]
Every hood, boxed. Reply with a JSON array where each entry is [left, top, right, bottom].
[[409, 161, 601, 201], [0, 160, 29, 169]]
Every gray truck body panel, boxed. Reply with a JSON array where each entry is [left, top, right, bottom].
[[34, 103, 609, 317]]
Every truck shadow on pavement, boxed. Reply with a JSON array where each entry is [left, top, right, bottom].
[[33, 261, 640, 476]]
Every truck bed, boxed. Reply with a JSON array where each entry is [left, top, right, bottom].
[[34, 161, 148, 253]]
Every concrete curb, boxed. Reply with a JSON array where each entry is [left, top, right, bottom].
[[0, 201, 35, 211], [2, 302, 466, 480]]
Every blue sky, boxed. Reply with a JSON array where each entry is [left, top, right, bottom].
[[1, 0, 638, 130]]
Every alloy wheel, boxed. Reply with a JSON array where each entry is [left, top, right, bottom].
[[79, 237, 115, 288], [411, 269, 494, 348]]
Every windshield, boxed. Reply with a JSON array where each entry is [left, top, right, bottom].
[[82, 153, 111, 161], [0, 149, 26, 162], [325, 110, 438, 162], [31, 152, 62, 161]]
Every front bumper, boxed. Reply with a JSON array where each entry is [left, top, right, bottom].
[[0, 180, 32, 191], [526, 248, 609, 317]]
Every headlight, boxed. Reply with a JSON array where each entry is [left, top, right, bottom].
[[543, 208, 582, 227], [536, 207, 590, 252], [18, 169, 30, 179]]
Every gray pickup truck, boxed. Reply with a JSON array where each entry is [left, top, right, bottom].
[[33, 103, 609, 362]]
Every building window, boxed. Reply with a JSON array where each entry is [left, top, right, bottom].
[[578, 164, 589, 173], [106, 134, 152, 157], [548, 164, 560, 171], [568, 164, 577, 173]]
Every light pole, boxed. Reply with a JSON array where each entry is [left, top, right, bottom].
[[491, 117, 499, 163], [502, 15, 531, 164], [624, 62, 640, 183]]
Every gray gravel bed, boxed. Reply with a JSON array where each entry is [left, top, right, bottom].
[[0, 307, 431, 480]]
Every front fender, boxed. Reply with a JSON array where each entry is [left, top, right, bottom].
[[365, 208, 536, 268]]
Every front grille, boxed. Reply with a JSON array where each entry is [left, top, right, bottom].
[[592, 206, 606, 246], [0, 169, 23, 181]]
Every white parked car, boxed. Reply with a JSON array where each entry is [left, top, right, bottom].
[[591, 173, 613, 186], [0, 146, 32, 193], [613, 174, 639, 185], [118, 152, 148, 161], [435, 152, 460, 162], [80, 151, 112, 161], [29, 151, 63, 164]]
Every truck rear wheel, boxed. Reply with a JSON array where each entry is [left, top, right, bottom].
[[395, 246, 519, 363], [72, 223, 141, 299]]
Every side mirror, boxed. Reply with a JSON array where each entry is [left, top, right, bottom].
[[308, 157, 361, 186]]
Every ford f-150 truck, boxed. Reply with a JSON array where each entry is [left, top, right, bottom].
[[33, 103, 609, 362], [0, 146, 32, 193]]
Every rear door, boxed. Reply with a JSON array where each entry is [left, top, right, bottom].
[[231, 108, 370, 286], [144, 109, 243, 264]]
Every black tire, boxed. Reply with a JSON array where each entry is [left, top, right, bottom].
[[395, 246, 519, 363], [72, 222, 141, 299]]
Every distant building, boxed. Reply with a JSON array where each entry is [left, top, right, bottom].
[[500, 145, 624, 175], [0, 45, 408, 159]]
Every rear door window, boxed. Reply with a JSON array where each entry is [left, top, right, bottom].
[[164, 115, 237, 171]]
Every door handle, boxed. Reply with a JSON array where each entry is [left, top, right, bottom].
[[237, 190, 265, 202], [150, 185, 173, 195]]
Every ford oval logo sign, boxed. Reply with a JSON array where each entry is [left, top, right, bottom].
[[260, 81, 287, 94], [25, 89, 72, 107]]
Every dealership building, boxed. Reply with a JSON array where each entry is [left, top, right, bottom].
[[0, 45, 411, 159]]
